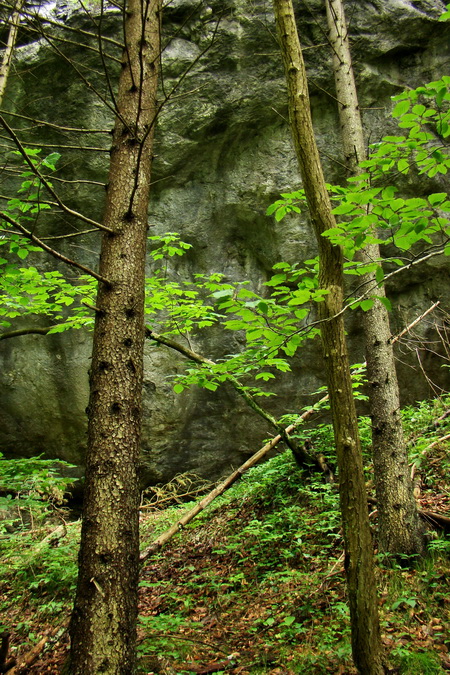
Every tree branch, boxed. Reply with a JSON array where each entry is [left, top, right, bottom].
[[0, 326, 56, 341], [0, 113, 114, 233], [0, 108, 110, 134], [146, 329, 332, 475], [0, 212, 109, 285]]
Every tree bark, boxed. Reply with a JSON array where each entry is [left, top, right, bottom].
[[68, 1, 161, 673], [272, 1, 385, 672], [325, 0, 424, 557], [0, 0, 23, 105]]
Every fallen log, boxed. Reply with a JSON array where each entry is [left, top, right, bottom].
[[419, 510, 450, 533], [5, 625, 61, 675], [140, 393, 328, 562]]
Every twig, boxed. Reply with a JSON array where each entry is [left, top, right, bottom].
[[411, 433, 450, 480], [389, 301, 440, 345]]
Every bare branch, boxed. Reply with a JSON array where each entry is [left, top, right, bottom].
[[0, 136, 110, 152], [0, 109, 111, 134], [0, 211, 109, 285], [389, 301, 441, 345], [0, 113, 114, 233], [0, 2, 125, 49]]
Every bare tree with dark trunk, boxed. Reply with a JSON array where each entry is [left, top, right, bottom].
[[67, 0, 161, 672]]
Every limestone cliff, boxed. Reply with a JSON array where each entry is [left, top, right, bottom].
[[0, 0, 448, 483]]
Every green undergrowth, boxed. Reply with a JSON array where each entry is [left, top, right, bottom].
[[0, 395, 449, 673], [137, 394, 450, 674]]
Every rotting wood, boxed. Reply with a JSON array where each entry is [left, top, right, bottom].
[[5, 625, 63, 675]]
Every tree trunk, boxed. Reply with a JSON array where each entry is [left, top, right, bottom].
[[0, 0, 24, 105], [272, 1, 385, 673], [68, 1, 160, 673], [325, 0, 424, 558]]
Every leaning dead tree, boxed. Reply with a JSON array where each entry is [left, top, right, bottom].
[[147, 329, 333, 478], [140, 390, 329, 561]]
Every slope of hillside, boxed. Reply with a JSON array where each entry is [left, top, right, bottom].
[[1, 396, 449, 674]]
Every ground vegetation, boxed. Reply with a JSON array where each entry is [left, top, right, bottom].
[[0, 396, 449, 674]]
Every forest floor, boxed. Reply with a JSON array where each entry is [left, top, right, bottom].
[[1, 396, 450, 674]]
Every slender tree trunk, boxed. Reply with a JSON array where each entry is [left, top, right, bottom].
[[0, 0, 24, 105], [325, 0, 424, 557], [68, 1, 161, 673], [272, 1, 385, 673]]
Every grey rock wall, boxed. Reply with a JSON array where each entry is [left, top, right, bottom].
[[0, 0, 449, 484]]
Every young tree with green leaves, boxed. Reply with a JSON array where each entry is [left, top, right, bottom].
[[324, 0, 424, 558], [271, 0, 385, 672]]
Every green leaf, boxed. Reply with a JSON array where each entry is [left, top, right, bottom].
[[204, 381, 218, 392], [360, 299, 375, 311], [173, 383, 184, 394], [266, 201, 283, 216], [411, 104, 426, 116], [378, 296, 392, 311], [211, 289, 233, 299], [275, 206, 287, 222], [332, 202, 355, 215], [428, 192, 447, 206], [375, 267, 384, 285], [288, 290, 311, 306], [257, 301, 269, 315], [255, 372, 275, 381], [381, 186, 397, 200], [282, 615, 296, 626], [47, 324, 68, 334], [266, 273, 287, 287], [392, 100, 410, 117]]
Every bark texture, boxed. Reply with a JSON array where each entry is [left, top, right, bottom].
[[0, 0, 23, 104], [272, 1, 385, 673], [325, 0, 424, 557], [68, 1, 160, 673]]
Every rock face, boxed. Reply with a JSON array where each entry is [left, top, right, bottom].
[[0, 0, 449, 484]]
